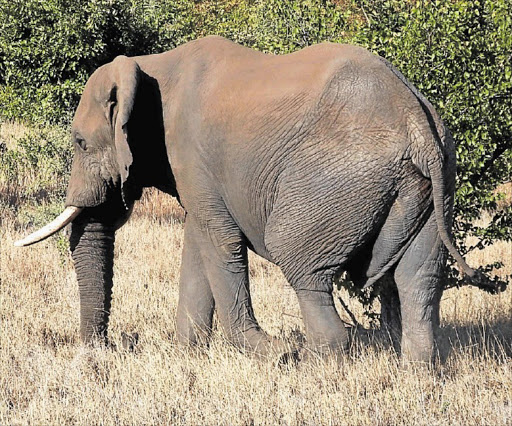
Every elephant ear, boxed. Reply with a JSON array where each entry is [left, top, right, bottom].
[[109, 55, 141, 204]]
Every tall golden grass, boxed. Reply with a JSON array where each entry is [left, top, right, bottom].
[[1, 127, 511, 424]]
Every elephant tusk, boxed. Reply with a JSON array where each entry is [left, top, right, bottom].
[[14, 206, 83, 247]]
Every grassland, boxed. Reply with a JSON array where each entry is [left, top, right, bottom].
[[1, 123, 511, 425]]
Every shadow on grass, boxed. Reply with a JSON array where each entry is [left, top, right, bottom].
[[438, 318, 512, 362], [341, 316, 512, 364], [132, 188, 185, 224]]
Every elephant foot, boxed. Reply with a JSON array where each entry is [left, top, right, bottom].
[[297, 343, 348, 364], [293, 327, 351, 364], [399, 336, 437, 366], [228, 329, 299, 365], [255, 336, 300, 367], [399, 356, 438, 373]]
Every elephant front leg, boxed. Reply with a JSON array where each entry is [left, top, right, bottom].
[[176, 221, 215, 346], [185, 216, 287, 358]]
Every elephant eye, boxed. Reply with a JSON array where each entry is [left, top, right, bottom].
[[76, 138, 88, 151]]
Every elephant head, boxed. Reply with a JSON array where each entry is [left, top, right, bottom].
[[67, 55, 141, 210], [15, 55, 173, 343]]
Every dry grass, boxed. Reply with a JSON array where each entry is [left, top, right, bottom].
[[1, 188, 511, 426], [495, 182, 512, 210], [465, 182, 512, 281], [0, 121, 30, 150]]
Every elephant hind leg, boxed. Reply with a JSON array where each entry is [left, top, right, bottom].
[[378, 273, 402, 352], [393, 213, 446, 364], [289, 271, 349, 357]]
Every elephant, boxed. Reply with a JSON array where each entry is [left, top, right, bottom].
[[16, 35, 491, 363]]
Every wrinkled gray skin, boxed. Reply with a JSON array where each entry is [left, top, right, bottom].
[[64, 36, 471, 362]]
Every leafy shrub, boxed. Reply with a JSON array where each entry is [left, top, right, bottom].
[[0, 124, 72, 206], [0, 0, 197, 124]]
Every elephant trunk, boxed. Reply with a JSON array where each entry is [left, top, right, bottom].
[[70, 219, 115, 343]]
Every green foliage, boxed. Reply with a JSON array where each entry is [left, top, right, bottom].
[[0, 124, 72, 204], [249, 0, 350, 54], [0, 122, 73, 248], [0, 0, 197, 124], [188, 0, 354, 53]]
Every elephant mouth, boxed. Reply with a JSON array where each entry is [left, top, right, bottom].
[[14, 206, 83, 247]]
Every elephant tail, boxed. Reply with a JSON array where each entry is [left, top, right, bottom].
[[408, 109, 478, 280], [383, 55, 504, 290], [404, 100, 477, 279], [426, 146, 506, 292], [426, 147, 476, 279]]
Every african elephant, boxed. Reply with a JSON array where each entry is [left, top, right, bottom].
[[16, 36, 486, 362]]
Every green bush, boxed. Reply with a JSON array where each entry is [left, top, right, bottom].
[[0, 124, 72, 204], [0, 0, 197, 124]]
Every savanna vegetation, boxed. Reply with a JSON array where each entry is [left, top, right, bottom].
[[1, 0, 511, 424]]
